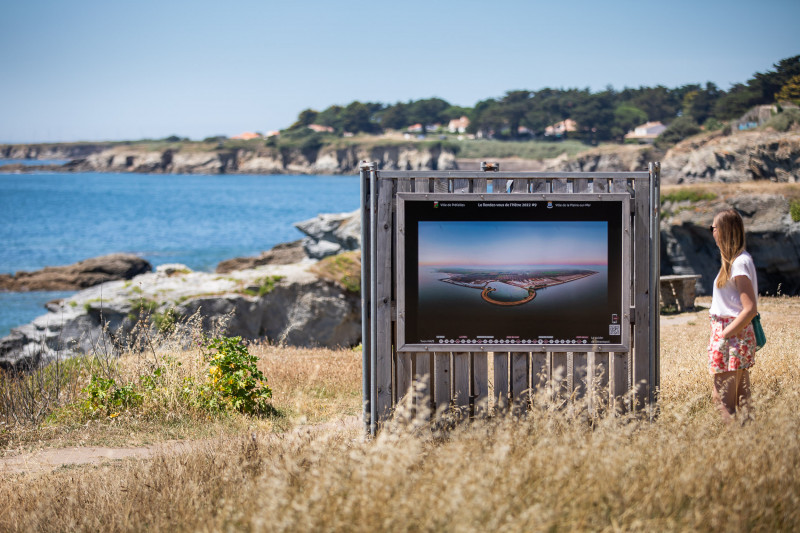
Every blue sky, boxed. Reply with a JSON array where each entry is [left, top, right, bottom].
[[1, 0, 798, 143], [419, 221, 607, 266]]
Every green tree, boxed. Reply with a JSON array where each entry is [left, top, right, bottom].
[[776, 74, 800, 105], [407, 98, 450, 132], [378, 102, 409, 130], [612, 104, 648, 139], [290, 108, 319, 129], [497, 90, 532, 138], [654, 116, 702, 149]]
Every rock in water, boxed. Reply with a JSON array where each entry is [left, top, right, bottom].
[[0, 254, 152, 291]]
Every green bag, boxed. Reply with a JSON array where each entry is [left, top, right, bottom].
[[752, 313, 766, 351]]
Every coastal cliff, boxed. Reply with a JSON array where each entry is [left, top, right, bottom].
[[0, 142, 458, 175]]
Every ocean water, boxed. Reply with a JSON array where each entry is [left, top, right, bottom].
[[0, 171, 360, 336]]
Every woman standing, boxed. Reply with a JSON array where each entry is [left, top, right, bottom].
[[708, 209, 758, 423]]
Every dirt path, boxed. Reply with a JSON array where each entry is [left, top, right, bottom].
[[1, 416, 361, 476]]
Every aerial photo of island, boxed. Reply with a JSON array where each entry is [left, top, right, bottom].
[[416, 219, 609, 312], [437, 267, 598, 306]]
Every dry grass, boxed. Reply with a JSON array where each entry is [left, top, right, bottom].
[[1, 297, 799, 531], [661, 181, 800, 202]]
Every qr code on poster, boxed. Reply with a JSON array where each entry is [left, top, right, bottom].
[[609, 324, 621, 336]]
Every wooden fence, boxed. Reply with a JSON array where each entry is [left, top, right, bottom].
[[360, 162, 661, 434]]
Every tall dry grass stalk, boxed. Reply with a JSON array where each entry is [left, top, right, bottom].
[[1, 297, 799, 531]]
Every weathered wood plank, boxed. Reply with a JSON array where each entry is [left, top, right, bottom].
[[396, 353, 413, 404], [573, 177, 590, 194], [434, 352, 451, 416], [414, 352, 432, 420], [634, 177, 651, 411], [552, 351, 569, 403], [374, 177, 395, 422], [433, 177, 449, 193], [473, 353, 489, 417], [610, 352, 629, 413], [453, 178, 470, 193], [592, 351, 610, 413], [531, 352, 549, 404], [493, 352, 509, 412], [452, 351, 471, 416], [531, 178, 549, 193], [573, 352, 588, 403], [472, 178, 488, 194], [551, 177, 568, 193], [511, 352, 529, 412]]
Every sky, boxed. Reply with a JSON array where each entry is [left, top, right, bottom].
[[419, 221, 607, 266], [1, 0, 798, 143]]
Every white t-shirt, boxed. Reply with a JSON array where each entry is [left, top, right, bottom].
[[709, 250, 758, 317]]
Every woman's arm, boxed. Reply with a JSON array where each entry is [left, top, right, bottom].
[[722, 275, 758, 339]]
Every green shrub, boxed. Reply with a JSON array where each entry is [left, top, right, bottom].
[[660, 190, 717, 205], [242, 275, 285, 297], [791, 199, 800, 222], [763, 108, 800, 132], [654, 116, 702, 149], [197, 336, 273, 415], [82, 374, 143, 418]]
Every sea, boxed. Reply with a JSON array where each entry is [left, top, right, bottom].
[[0, 167, 360, 337]]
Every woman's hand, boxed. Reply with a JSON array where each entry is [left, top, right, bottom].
[[722, 275, 758, 339]]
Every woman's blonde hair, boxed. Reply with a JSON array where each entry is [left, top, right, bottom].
[[714, 209, 746, 288]]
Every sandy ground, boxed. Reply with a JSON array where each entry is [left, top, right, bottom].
[[0, 416, 361, 476]]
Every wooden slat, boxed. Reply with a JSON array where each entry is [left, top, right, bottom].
[[472, 178, 488, 194], [453, 352, 471, 416], [433, 177, 449, 193], [573, 178, 590, 194], [414, 352, 432, 420], [552, 351, 569, 403], [493, 352, 509, 412], [374, 177, 395, 422], [473, 353, 489, 417], [593, 177, 608, 193], [531, 178, 549, 193], [592, 351, 610, 413], [552, 177, 568, 194], [434, 352, 451, 415], [511, 352, 529, 412], [634, 176, 651, 411], [531, 352, 549, 404], [396, 354, 413, 404], [453, 178, 470, 193], [573, 352, 588, 404], [610, 352, 628, 413]]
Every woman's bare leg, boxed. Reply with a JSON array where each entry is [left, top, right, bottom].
[[712, 371, 737, 423], [736, 369, 752, 422]]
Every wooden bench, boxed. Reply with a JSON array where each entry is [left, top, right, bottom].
[[660, 274, 702, 312]]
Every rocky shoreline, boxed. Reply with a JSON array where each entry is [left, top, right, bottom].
[[2, 128, 798, 181], [0, 210, 363, 370]]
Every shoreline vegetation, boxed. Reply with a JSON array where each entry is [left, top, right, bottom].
[[1, 296, 799, 531]]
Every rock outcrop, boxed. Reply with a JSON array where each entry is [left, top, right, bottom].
[[216, 240, 307, 273], [0, 254, 152, 291], [5, 143, 459, 175], [661, 129, 800, 184], [294, 209, 361, 260], [661, 194, 800, 296], [0, 262, 361, 370]]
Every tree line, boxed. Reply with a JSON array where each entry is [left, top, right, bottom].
[[284, 55, 800, 145]]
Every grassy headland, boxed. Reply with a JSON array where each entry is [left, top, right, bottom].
[[1, 296, 799, 531]]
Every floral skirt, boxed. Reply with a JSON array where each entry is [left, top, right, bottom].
[[708, 315, 756, 375]]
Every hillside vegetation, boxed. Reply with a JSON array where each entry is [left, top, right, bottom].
[[1, 296, 799, 531]]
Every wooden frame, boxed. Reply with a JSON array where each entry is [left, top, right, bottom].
[[395, 192, 631, 354], [360, 164, 661, 434]]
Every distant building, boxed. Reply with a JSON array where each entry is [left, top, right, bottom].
[[544, 119, 577, 137], [733, 105, 778, 131], [308, 124, 334, 133], [407, 123, 423, 133], [231, 131, 263, 140], [624, 121, 667, 143], [447, 116, 470, 133], [265, 130, 280, 138]]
